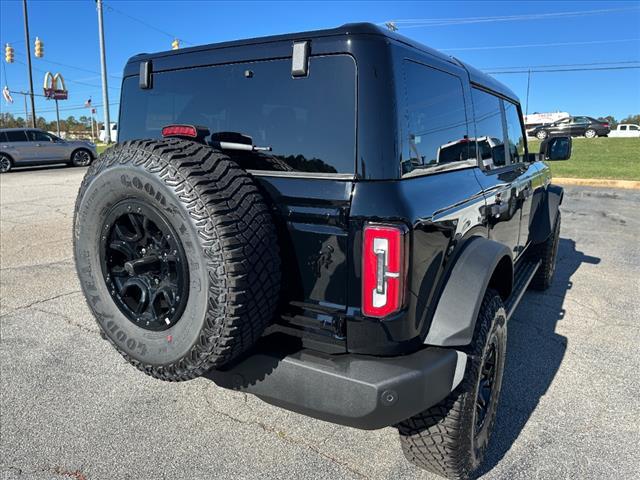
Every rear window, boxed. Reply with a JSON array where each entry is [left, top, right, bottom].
[[119, 55, 356, 174], [5, 130, 27, 142]]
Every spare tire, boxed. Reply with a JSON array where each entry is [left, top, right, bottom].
[[73, 138, 280, 381]]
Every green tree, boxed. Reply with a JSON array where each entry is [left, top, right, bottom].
[[598, 115, 617, 129], [620, 114, 640, 125]]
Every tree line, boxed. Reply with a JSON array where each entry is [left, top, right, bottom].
[[0, 112, 102, 134], [597, 114, 640, 128], [2, 111, 638, 135]]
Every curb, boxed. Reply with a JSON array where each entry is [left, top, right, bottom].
[[553, 177, 640, 190]]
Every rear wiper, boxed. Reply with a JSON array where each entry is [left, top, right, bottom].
[[210, 131, 272, 152]]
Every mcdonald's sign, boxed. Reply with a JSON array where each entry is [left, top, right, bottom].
[[43, 71, 68, 100]]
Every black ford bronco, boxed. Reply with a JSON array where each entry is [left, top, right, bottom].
[[74, 23, 570, 479]]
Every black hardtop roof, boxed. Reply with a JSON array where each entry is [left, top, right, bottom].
[[125, 22, 519, 103]]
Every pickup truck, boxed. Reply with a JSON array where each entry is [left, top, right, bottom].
[[609, 124, 640, 137], [73, 23, 571, 479]]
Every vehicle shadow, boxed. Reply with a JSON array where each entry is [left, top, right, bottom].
[[477, 237, 600, 476]]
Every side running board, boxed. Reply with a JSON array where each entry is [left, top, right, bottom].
[[505, 260, 540, 320]]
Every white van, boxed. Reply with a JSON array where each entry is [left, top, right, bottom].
[[99, 122, 118, 143]]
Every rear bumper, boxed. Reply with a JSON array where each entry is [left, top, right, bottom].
[[207, 335, 467, 430]]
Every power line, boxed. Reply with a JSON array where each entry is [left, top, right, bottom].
[[440, 38, 640, 52], [7, 47, 121, 79], [12, 58, 121, 92], [1, 101, 120, 115], [385, 6, 640, 28], [482, 60, 640, 70], [34, 57, 122, 80], [485, 65, 640, 74], [103, 1, 194, 45]]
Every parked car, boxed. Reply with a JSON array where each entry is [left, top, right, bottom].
[[99, 122, 118, 143], [0, 128, 97, 173], [528, 116, 610, 139], [73, 23, 570, 479], [609, 123, 640, 138]]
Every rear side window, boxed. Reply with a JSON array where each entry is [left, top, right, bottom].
[[27, 131, 54, 142], [0, 131, 7, 142], [620, 125, 628, 130], [503, 101, 526, 163], [5, 130, 27, 142], [119, 55, 356, 174], [401, 60, 471, 176], [472, 88, 507, 168]]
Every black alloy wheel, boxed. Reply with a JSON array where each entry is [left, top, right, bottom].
[[100, 199, 189, 331], [475, 339, 498, 438]]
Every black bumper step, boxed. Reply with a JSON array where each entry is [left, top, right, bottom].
[[206, 333, 463, 430]]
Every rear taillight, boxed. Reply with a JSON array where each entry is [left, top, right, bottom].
[[362, 224, 407, 318]]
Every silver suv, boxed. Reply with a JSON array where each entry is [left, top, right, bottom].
[[0, 128, 97, 173]]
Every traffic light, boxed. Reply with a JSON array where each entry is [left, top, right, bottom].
[[171, 39, 180, 50], [34, 37, 44, 58], [4, 43, 14, 63]]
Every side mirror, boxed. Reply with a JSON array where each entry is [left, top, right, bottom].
[[540, 136, 572, 161]]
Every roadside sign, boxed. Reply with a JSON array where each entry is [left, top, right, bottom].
[[43, 71, 68, 100]]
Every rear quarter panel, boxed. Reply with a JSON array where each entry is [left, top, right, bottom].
[[347, 168, 487, 354]]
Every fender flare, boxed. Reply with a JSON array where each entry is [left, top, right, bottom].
[[529, 184, 563, 245], [424, 237, 512, 347]]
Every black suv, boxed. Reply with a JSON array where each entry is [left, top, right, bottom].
[[74, 23, 570, 479], [529, 115, 610, 140]]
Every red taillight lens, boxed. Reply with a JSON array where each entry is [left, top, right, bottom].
[[161, 125, 198, 138], [362, 224, 406, 318]]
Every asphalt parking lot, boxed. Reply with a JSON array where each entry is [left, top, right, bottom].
[[1, 166, 639, 480]]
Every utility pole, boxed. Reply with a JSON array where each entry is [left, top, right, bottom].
[[525, 69, 532, 116], [22, 92, 28, 122], [22, 0, 36, 128], [96, 0, 111, 143], [54, 99, 60, 136]]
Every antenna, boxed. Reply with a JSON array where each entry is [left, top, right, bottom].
[[385, 21, 398, 32]]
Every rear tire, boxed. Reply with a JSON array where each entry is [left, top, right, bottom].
[[397, 290, 507, 480], [73, 139, 280, 381], [529, 211, 561, 291], [584, 129, 597, 139]]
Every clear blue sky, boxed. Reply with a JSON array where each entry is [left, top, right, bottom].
[[1, 0, 639, 123]]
